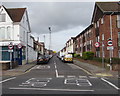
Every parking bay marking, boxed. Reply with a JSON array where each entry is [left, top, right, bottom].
[[64, 77, 92, 86], [19, 78, 52, 87]]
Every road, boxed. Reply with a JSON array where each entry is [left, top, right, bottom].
[[1, 56, 120, 95]]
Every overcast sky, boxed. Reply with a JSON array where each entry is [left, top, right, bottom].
[[3, 2, 95, 51]]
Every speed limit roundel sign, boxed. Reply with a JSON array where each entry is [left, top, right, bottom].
[[94, 42, 100, 48], [8, 43, 13, 50], [17, 43, 22, 49]]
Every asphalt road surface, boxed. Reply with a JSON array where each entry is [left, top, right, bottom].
[[1, 56, 120, 96]]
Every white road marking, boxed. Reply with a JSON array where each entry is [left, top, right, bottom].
[[58, 75, 64, 78], [87, 79, 92, 86], [89, 76, 98, 79], [101, 78, 119, 90], [9, 87, 94, 92], [79, 76, 87, 78], [67, 76, 76, 78], [0, 77, 16, 83], [55, 69, 59, 78]]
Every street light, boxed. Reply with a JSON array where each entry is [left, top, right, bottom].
[[48, 27, 51, 55]]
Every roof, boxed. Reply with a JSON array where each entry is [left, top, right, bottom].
[[7, 8, 26, 22], [2, 5, 26, 22], [96, 2, 119, 12], [91, 2, 120, 23]]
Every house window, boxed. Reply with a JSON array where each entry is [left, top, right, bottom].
[[0, 27, 5, 40], [97, 21, 99, 27], [118, 32, 120, 46], [95, 23, 96, 28], [96, 36, 100, 42], [0, 14, 6, 22], [117, 15, 120, 28], [101, 18, 104, 24], [102, 34, 104, 41], [7, 27, 11, 40]]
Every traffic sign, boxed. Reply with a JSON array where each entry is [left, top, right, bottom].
[[8, 50, 13, 52], [17, 43, 22, 49], [107, 46, 114, 50], [94, 42, 100, 48], [8, 42, 13, 50], [107, 40, 113, 46]]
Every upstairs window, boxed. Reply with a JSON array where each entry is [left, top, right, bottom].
[[101, 18, 104, 24], [0, 14, 6, 22], [118, 32, 120, 46], [0, 27, 5, 40], [117, 15, 120, 28]]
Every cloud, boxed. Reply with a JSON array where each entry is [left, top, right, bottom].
[[3, 2, 95, 51], [3, 2, 94, 34]]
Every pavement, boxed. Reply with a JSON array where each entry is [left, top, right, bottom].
[[1, 61, 36, 79], [73, 59, 119, 78]]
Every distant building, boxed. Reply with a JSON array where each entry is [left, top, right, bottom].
[[66, 37, 75, 54], [0, 5, 37, 65]]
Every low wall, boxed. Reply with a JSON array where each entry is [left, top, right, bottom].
[[0, 61, 18, 70], [112, 64, 120, 71]]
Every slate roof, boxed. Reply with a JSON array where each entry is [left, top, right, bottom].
[[2, 5, 26, 22], [96, 2, 120, 12]]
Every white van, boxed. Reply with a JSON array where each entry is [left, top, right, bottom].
[[63, 54, 73, 63]]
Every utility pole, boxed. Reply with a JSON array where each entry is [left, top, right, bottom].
[[43, 35, 46, 46], [49, 27, 51, 55]]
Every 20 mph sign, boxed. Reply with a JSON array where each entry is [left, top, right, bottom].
[[94, 42, 100, 48], [17, 43, 22, 49], [107, 40, 113, 46], [8, 42, 13, 50]]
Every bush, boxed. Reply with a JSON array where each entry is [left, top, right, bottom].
[[111, 58, 120, 64], [93, 57, 103, 62], [74, 54, 80, 58], [82, 51, 94, 60]]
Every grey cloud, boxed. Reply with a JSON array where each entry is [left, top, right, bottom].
[[3, 2, 94, 34]]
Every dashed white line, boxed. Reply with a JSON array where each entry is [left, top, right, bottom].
[[9, 87, 94, 92], [0, 77, 16, 83], [101, 78, 119, 90], [55, 69, 59, 78]]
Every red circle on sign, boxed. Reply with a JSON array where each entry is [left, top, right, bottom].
[[94, 42, 100, 48], [107, 40, 113, 46], [17, 43, 22, 49], [8, 44, 13, 50]]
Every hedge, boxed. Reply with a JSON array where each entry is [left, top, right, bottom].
[[82, 51, 94, 60]]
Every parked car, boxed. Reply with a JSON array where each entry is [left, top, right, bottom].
[[63, 54, 73, 63], [37, 55, 49, 64]]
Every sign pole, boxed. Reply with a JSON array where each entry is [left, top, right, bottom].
[[102, 41, 104, 68], [10, 52, 12, 69]]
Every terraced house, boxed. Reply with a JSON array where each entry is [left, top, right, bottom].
[[75, 2, 120, 58], [0, 5, 37, 66]]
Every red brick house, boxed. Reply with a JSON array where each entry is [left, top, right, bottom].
[[75, 2, 120, 58]]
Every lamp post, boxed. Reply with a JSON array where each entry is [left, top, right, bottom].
[[49, 27, 51, 55]]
